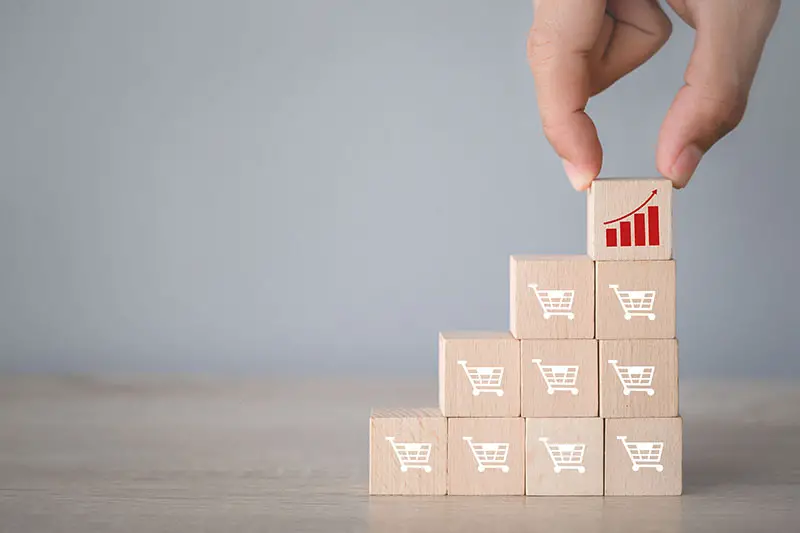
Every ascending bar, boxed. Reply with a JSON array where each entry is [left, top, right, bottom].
[[606, 227, 618, 247], [634, 213, 646, 246], [648, 206, 660, 245], [620, 221, 632, 247]]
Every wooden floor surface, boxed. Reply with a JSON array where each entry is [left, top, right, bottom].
[[0, 376, 798, 532]]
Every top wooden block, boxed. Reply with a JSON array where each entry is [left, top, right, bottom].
[[587, 178, 673, 261]]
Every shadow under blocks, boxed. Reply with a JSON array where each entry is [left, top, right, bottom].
[[369, 178, 681, 496]]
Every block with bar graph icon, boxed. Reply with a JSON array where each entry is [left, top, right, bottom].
[[605, 417, 683, 495], [521, 339, 598, 418], [600, 339, 678, 418], [587, 178, 672, 261], [439, 331, 520, 417], [526, 417, 604, 495], [369, 408, 447, 495], [595, 260, 676, 339], [448, 417, 525, 495], [510, 255, 595, 340]]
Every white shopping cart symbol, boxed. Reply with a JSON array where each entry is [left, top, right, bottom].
[[617, 436, 664, 472], [458, 361, 504, 397], [539, 437, 586, 473], [609, 284, 656, 320], [528, 284, 575, 320], [609, 360, 655, 396], [532, 359, 579, 395], [463, 437, 509, 473], [385, 437, 432, 473]]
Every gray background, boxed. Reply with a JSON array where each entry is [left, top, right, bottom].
[[0, 0, 797, 377]]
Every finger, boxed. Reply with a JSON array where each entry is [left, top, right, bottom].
[[528, 0, 606, 190], [657, 0, 780, 188]]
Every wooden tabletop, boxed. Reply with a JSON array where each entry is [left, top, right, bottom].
[[0, 376, 798, 532]]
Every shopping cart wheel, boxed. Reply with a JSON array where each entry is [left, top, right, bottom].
[[547, 389, 555, 396], [623, 389, 631, 396], [543, 312, 551, 320], [478, 465, 486, 473], [570, 389, 579, 396], [632, 465, 640, 472], [400, 466, 408, 472], [578, 467, 586, 474], [496, 390, 504, 397], [554, 466, 561, 474], [648, 314, 656, 321], [646, 389, 655, 396], [472, 390, 480, 397], [567, 313, 575, 320], [424, 466, 432, 473], [656, 465, 663, 473], [624, 314, 632, 321], [501, 466, 509, 473]]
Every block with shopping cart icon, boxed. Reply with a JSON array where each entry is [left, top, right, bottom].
[[521, 340, 598, 417], [596, 260, 676, 339], [439, 332, 520, 417], [605, 417, 683, 496], [510, 255, 595, 340], [600, 340, 678, 418], [369, 408, 447, 495], [526, 418, 603, 495]]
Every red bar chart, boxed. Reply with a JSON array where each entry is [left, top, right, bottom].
[[604, 190, 660, 248]]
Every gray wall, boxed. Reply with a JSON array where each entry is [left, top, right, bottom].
[[1, 1, 798, 377]]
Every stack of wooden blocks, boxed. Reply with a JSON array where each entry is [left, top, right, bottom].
[[370, 178, 681, 496]]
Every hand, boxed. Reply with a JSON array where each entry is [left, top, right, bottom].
[[527, 0, 780, 190]]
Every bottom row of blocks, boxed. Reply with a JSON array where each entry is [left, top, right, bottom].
[[370, 409, 682, 496]]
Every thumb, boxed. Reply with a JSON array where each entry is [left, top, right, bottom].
[[657, 1, 780, 188]]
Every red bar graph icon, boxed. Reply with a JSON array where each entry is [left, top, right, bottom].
[[605, 190, 660, 248]]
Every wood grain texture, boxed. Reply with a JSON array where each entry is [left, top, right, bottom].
[[600, 339, 679, 418], [370, 408, 446, 495], [439, 332, 520, 417], [521, 340, 599, 417], [526, 417, 604, 496], [1, 377, 799, 531], [595, 260, 676, 339], [587, 178, 673, 261], [605, 417, 683, 496], [510, 255, 595, 340], [447, 417, 525, 495]]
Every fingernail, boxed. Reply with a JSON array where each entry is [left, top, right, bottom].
[[561, 159, 594, 191], [670, 144, 703, 187]]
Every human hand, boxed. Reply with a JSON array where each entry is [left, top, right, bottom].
[[527, 0, 780, 190]]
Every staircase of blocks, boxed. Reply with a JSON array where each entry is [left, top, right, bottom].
[[369, 178, 681, 496]]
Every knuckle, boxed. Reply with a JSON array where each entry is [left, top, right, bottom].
[[704, 94, 747, 134]]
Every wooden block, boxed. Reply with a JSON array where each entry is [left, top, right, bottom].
[[595, 260, 676, 339], [587, 178, 673, 261], [521, 340, 598, 417], [605, 417, 683, 496], [369, 408, 446, 495], [526, 417, 604, 495], [448, 417, 525, 495], [600, 339, 678, 418], [439, 332, 520, 417], [510, 255, 594, 340]]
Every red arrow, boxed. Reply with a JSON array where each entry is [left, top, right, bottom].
[[603, 189, 658, 225]]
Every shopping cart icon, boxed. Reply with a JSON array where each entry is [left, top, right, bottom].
[[609, 360, 655, 396], [528, 284, 575, 320], [617, 436, 664, 472], [609, 284, 656, 320], [539, 437, 586, 473], [532, 359, 579, 395], [458, 361, 504, 397], [463, 437, 510, 473], [385, 437, 432, 473]]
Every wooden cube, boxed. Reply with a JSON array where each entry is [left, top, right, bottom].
[[369, 408, 447, 495], [521, 340, 598, 418], [448, 417, 525, 495], [439, 332, 520, 417], [510, 255, 594, 340], [595, 260, 676, 339], [526, 417, 604, 495], [600, 339, 678, 418], [587, 178, 673, 261], [605, 417, 683, 496]]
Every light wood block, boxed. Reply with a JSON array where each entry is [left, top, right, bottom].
[[600, 340, 679, 418], [448, 417, 525, 495], [595, 260, 676, 339], [526, 417, 604, 495], [587, 178, 673, 261], [605, 417, 683, 496], [439, 332, 520, 417], [369, 408, 446, 495], [521, 340, 598, 418], [510, 255, 595, 340]]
